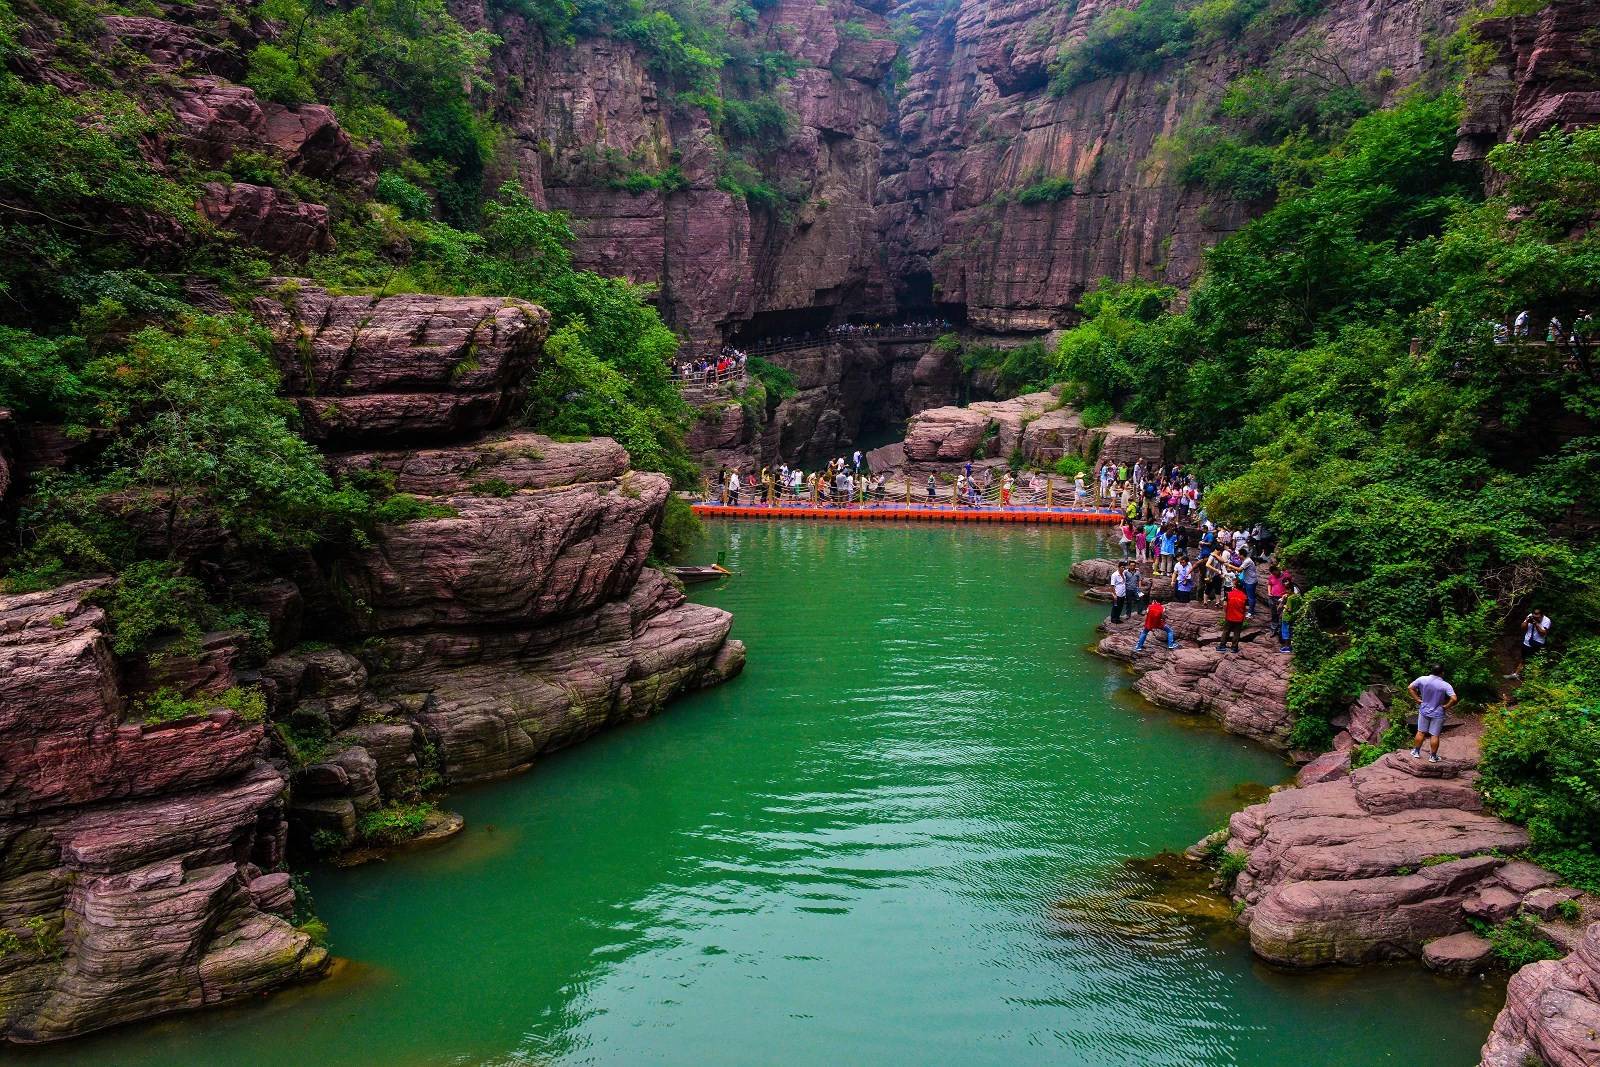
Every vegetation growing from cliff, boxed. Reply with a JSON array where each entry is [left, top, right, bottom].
[[1048, 0, 1329, 94], [1048, 91, 1600, 888], [1480, 642, 1600, 892], [0, 0, 701, 650]]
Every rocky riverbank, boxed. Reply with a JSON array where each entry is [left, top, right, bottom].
[[1, 287, 745, 1044], [1069, 559, 1600, 1066]]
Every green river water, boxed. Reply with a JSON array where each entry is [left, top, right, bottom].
[[26, 523, 1503, 1066]]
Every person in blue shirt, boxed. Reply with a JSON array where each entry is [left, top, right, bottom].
[[1158, 526, 1178, 575], [1407, 668, 1459, 763]]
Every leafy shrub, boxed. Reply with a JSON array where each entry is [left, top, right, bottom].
[[747, 355, 797, 399], [309, 829, 345, 856], [1013, 176, 1075, 204], [468, 478, 516, 498], [371, 494, 460, 524], [357, 802, 438, 845], [609, 166, 689, 194], [1079, 400, 1114, 429], [655, 493, 703, 562], [722, 95, 792, 147], [102, 561, 208, 657], [134, 686, 208, 725], [1471, 914, 1562, 970], [376, 171, 435, 220], [1480, 644, 1600, 889], [1053, 455, 1089, 478], [1218, 849, 1249, 890]]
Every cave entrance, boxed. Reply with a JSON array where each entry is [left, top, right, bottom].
[[727, 307, 836, 349]]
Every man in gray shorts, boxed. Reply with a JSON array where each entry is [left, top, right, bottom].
[[1408, 666, 1459, 763]]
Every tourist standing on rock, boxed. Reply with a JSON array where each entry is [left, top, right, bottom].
[[1119, 518, 1135, 561], [1277, 580, 1296, 654], [1407, 667, 1459, 763], [1173, 553, 1195, 603], [1204, 547, 1228, 606], [1110, 562, 1130, 623], [1158, 525, 1177, 576], [1126, 565, 1144, 615], [1217, 579, 1246, 653], [1266, 563, 1292, 634], [1134, 524, 1148, 564], [1196, 526, 1216, 593], [1232, 550, 1259, 618], [1135, 598, 1177, 652]]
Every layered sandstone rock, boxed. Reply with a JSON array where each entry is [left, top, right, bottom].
[[1095, 602, 1293, 749], [253, 285, 549, 444], [1224, 724, 1536, 968], [266, 433, 744, 849], [880, 0, 1469, 331], [0, 584, 325, 1043], [1456, 0, 1600, 169], [468, 0, 897, 349], [903, 394, 1166, 470], [197, 182, 332, 258], [1481, 922, 1600, 1067], [163, 76, 376, 188]]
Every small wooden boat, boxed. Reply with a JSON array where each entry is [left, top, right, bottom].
[[669, 563, 731, 584]]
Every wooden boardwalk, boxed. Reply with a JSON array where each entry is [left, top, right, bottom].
[[692, 501, 1121, 524]]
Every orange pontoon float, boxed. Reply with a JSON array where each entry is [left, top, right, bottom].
[[691, 502, 1121, 524]]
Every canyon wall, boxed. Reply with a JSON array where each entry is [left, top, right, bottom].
[[458, 0, 900, 352], [878, 0, 1471, 330], [473, 0, 1475, 351]]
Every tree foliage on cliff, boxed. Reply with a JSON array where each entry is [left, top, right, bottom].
[[1051, 93, 1600, 763], [1048, 0, 1329, 94], [0, 0, 697, 646]]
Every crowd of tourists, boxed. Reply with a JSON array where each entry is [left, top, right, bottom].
[[671, 347, 748, 384], [1101, 458, 1297, 655], [1502, 309, 1595, 345], [708, 451, 891, 507]]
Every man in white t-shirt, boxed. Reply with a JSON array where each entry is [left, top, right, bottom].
[[1511, 609, 1551, 679], [1407, 666, 1459, 763], [1109, 562, 1129, 624]]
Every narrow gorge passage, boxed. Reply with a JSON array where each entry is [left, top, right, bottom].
[[19, 526, 1503, 1067]]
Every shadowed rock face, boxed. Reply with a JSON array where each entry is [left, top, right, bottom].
[[1456, 0, 1600, 171]]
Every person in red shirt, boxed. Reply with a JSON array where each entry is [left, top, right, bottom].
[[1217, 580, 1247, 653], [1135, 598, 1177, 652]]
